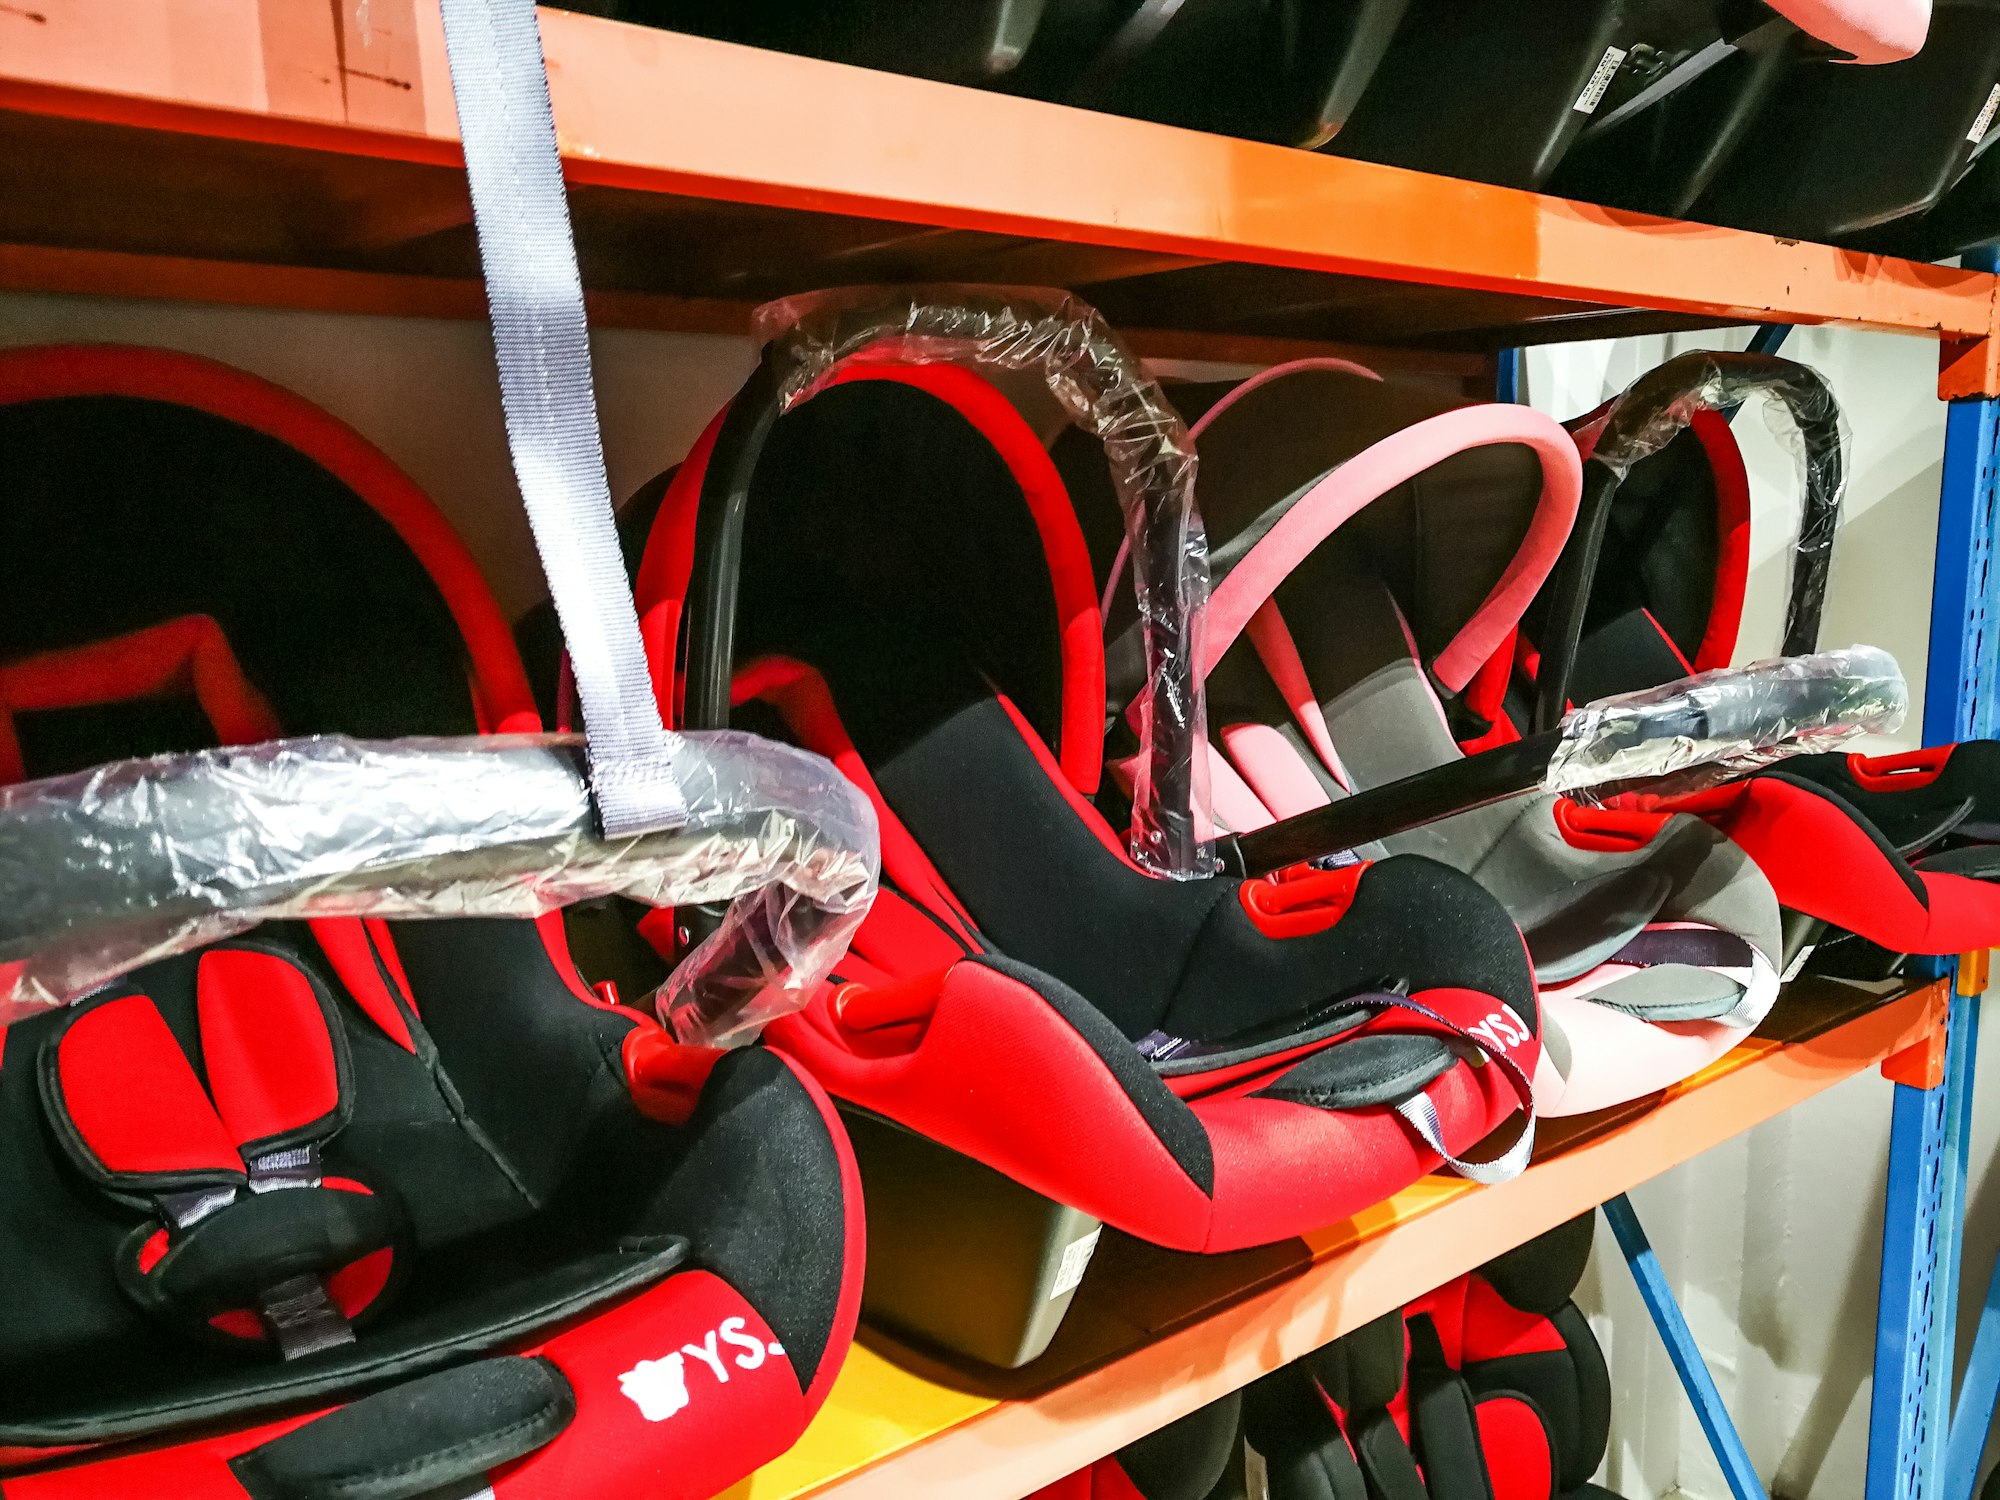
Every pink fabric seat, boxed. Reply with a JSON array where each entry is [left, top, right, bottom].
[[1768, 0, 1931, 63]]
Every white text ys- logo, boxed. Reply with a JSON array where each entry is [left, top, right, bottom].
[[618, 1318, 787, 1422]]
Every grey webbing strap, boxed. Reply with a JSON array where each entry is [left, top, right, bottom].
[[438, 0, 687, 836], [1369, 993, 1538, 1186]]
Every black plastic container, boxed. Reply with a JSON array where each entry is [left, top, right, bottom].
[[1323, 0, 1650, 190], [597, 0, 1053, 86], [1694, 0, 2000, 245], [1551, 4, 1809, 219], [1034, 0, 1410, 147], [842, 1108, 1103, 1370]]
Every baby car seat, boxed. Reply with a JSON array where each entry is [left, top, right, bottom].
[[1249, 1213, 1619, 1500], [0, 345, 863, 1497], [1504, 350, 2000, 965], [1063, 359, 1788, 1118], [628, 297, 1541, 1365]]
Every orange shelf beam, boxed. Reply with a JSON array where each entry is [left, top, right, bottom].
[[742, 979, 1946, 1500], [3, 2, 1996, 347]]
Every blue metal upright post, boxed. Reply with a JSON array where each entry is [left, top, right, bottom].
[[1497, 346, 1525, 405], [1605, 1195, 1770, 1500], [1865, 244, 2000, 1500]]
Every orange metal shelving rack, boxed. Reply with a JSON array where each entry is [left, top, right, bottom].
[[2, 1, 1997, 383]]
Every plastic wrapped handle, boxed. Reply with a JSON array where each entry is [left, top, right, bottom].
[[693, 285, 1213, 879], [1220, 646, 1903, 875], [0, 731, 879, 1047], [1534, 350, 1845, 732]]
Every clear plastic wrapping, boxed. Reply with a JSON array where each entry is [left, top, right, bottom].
[[1586, 349, 1847, 657], [751, 284, 1215, 878], [1546, 645, 1906, 803], [0, 731, 878, 1048]]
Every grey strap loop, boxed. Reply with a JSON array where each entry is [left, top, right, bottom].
[[1368, 992, 1538, 1186], [438, 0, 687, 836]]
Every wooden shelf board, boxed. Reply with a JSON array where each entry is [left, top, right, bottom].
[[2, 4, 1994, 354], [734, 977, 1946, 1500]]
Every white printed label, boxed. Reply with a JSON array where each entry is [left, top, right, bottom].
[[1573, 46, 1629, 114], [1970, 84, 2000, 144], [1244, 1442, 1270, 1500], [1050, 1227, 1102, 1299], [1782, 943, 1817, 984]]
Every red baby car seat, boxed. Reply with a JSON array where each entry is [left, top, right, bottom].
[[1511, 350, 2000, 964], [1249, 1213, 1617, 1500], [1062, 359, 1789, 1118], [0, 345, 864, 1498], [627, 293, 1540, 1362]]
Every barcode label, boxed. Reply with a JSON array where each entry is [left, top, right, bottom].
[[1574, 47, 1629, 114], [1051, 1227, 1101, 1298], [1970, 84, 2000, 144], [1245, 1442, 1269, 1500], [1782, 943, 1817, 984]]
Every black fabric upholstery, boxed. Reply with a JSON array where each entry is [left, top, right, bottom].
[[876, 698, 1537, 1046], [1354, 1415, 1431, 1500], [1570, 422, 1720, 666], [1311, 1308, 1407, 1415], [974, 954, 1215, 1196], [735, 380, 1069, 761], [604, 1044, 853, 1392], [1254, 1033, 1456, 1112], [1479, 1212, 1596, 1316], [1242, 1367, 1368, 1500], [228, 1356, 574, 1500], [1118, 1390, 1244, 1500], [126, 1188, 402, 1318], [0, 397, 480, 778], [1570, 608, 1696, 706]]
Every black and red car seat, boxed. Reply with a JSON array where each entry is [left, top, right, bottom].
[[1249, 1213, 1619, 1500], [1061, 359, 1789, 1118], [1507, 350, 2000, 965], [0, 344, 863, 1497], [625, 304, 1541, 1360]]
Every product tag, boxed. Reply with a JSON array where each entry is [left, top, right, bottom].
[[1782, 943, 1816, 984], [1574, 47, 1629, 114], [1051, 1227, 1102, 1298], [1244, 1442, 1269, 1500], [1970, 84, 2000, 144]]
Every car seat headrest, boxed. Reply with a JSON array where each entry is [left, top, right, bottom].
[[1476, 1212, 1598, 1315]]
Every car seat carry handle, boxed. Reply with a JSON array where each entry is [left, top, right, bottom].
[[1534, 351, 1844, 733], [1220, 646, 1905, 876], [438, 0, 688, 840], [0, 731, 877, 1040], [693, 285, 1215, 878]]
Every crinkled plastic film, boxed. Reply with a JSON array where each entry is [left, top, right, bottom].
[[0, 731, 878, 1048], [1587, 350, 1847, 657], [1546, 645, 1905, 804], [751, 284, 1215, 879]]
